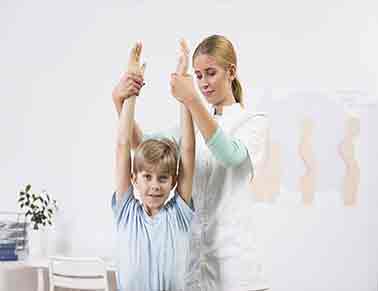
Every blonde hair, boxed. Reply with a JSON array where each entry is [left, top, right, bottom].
[[133, 138, 178, 177], [193, 34, 244, 107]]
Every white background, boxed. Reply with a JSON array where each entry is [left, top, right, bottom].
[[1, 0, 377, 290]]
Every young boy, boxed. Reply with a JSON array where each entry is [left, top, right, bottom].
[[112, 41, 195, 291]]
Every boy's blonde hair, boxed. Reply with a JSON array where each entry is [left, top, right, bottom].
[[133, 138, 179, 177]]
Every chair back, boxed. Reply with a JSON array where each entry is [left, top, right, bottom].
[[49, 256, 109, 291]]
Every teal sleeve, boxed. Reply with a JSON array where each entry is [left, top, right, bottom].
[[206, 127, 248, 168]]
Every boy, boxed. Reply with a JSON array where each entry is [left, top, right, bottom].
[[112, 41, 195, 291]]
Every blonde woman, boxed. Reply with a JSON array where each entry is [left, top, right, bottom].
[[170, 35, 269, 291]]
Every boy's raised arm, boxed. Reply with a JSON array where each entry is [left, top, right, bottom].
[[177, 104, 195, 204], [112, 89, 144, 150], [174, 40, 196, 204], [115, 42, 145, 202], [115, 97, 135, 202]]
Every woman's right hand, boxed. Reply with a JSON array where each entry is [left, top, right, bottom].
[[112, 72, 145, 103], [112, 42, 146, 103]]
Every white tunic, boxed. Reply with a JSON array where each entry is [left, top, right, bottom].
[[186, 103, 269, 291]]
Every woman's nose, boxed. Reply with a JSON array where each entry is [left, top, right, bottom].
[[201, 81, 209, 90]]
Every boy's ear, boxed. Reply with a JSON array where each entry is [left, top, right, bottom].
[[131, 173, 137, 184], [171, 176, 177, 189]]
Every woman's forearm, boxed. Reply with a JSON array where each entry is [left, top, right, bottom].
[[185, 97, 218, 142], [206, 127, 247, 167], [185, 97, 247, 168]]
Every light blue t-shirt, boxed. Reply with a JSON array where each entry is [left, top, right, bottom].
[[111, 185, 195, 291]]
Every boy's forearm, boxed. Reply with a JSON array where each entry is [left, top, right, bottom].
[[115, 96, 136, 201], [131, 121, 143, 149], [114, 97, 143, 149], [177, 103, 195, 204], [180, 104, 195, 152], [118, 97, 136, 147]]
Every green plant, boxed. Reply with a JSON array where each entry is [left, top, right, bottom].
[[18, 184, 58, 230]]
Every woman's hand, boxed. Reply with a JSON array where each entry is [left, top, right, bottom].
[[112, 72, 145, 103], [112, 42, 146, 103]]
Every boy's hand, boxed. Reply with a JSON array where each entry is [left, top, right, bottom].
[[112, 42, 146, 103], [128, 41, 146, 75], [171, 39, 198, 105], [176, 39, 189, 76]]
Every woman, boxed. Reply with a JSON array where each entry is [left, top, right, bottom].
[[113, 35, 269, 291]]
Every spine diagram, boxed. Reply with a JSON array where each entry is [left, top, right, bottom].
[[339, 116, 360, 206], [298, 118, 317, 205]]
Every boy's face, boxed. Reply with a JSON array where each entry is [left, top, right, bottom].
[[132, 168, 175, 216]]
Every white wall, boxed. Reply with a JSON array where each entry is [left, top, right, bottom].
[[1, 1, 377, 290]]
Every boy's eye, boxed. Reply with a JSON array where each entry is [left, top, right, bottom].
[[143, 174, 151, 180], [207, 70, 216, 76], [195, 73, 202, 80], [159, 176, 169, 182]]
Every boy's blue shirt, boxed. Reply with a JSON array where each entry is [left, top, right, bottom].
[[112, 185, 195, 291]]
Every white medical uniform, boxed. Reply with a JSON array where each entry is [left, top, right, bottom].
[[185, 103, 270, 291]]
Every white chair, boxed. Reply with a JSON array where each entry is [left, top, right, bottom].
[[48, 256, 109, 291]]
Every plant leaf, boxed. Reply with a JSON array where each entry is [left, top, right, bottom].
[[25, 184, 31, 192]]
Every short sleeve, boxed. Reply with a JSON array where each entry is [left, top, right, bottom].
[[165, 190, 195, 230], [234, 112, 269, 177], [111, 185, 135, 223]]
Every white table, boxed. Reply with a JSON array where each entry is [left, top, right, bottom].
[[0, 257, 116, 291]]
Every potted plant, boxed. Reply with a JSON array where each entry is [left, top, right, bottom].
[[18, 184, 58, 257]]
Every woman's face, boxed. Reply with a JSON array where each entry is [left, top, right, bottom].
[[193, 53, 233, 106]]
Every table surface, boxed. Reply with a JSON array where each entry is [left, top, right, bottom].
[[0, 257, 116, 271]]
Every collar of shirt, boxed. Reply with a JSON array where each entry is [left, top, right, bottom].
[[211, 102, 243, 119]]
